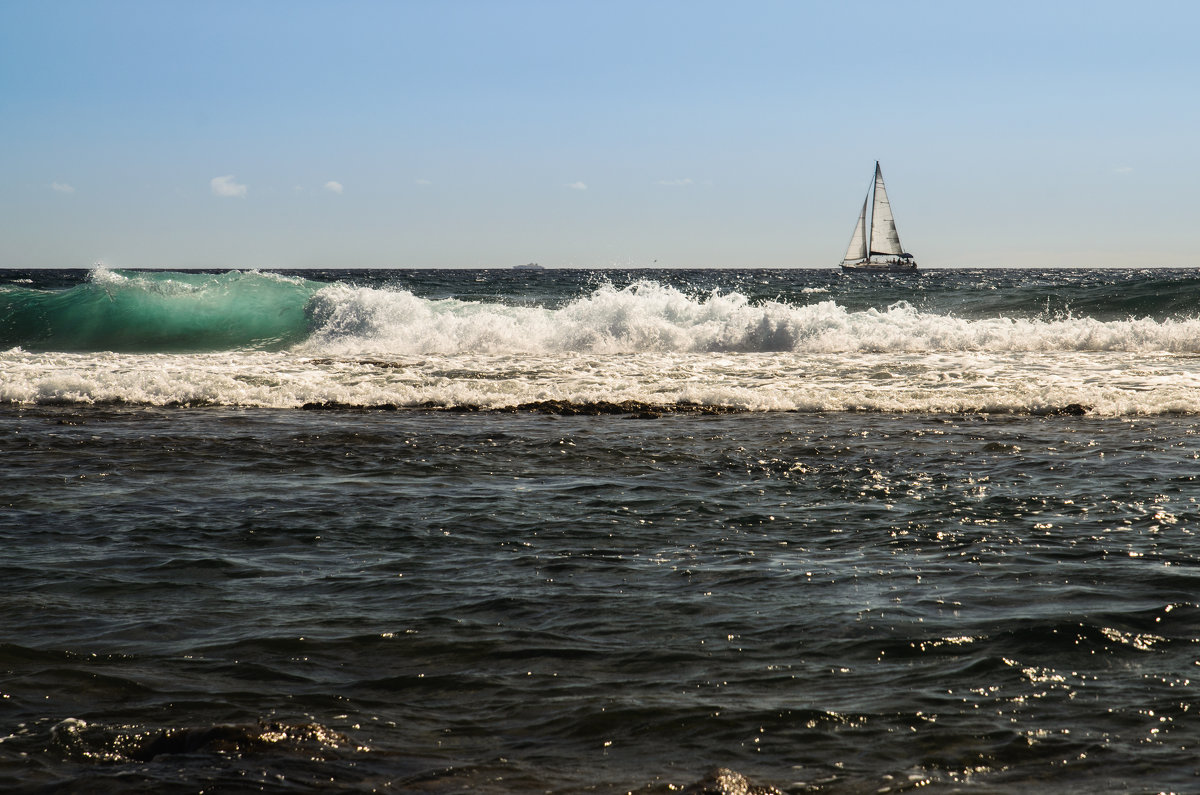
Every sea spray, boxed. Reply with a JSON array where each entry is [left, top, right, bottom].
[[8, 269, 1200, 356], [302, 280, 1200, 356]]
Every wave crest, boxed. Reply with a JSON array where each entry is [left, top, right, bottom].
[[8, 272, 1200, 356], [303, 280, 1200, 356], [1, 268, 317, 352]]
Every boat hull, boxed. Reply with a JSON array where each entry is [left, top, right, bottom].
[[840, 262, 918, 272]]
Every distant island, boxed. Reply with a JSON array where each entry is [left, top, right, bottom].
[[513, 262, 544, 271]]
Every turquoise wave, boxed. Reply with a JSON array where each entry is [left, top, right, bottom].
[[0, 269, 320, 352]]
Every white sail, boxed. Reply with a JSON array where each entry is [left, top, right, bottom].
[[868, 162, 904, 256], [838, 162, 917, 271], [842, 194, 869, 262]]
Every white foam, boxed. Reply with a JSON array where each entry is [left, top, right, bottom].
[[302, 281, 1200, 356], [4, 348, 1200, 415], [7, 281, 1200, 415]]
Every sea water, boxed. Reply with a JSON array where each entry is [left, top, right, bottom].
[[2, 268, 1200, 792]]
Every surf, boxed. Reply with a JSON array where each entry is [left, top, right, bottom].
[[302, 279, 1200, 356], [8, 269, 1200, 357]]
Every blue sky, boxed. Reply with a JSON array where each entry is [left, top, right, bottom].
[[2, 0, 1197, 268]]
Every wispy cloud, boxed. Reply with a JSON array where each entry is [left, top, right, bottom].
[[324, 180, 344, 194], [566, 181, 588, 191], [51, 182, 75, 194], [1113, 166, 1134, 175], [211, 175, 247, 198], [414, 178, 432, 186], [656, 178, 694, 187]]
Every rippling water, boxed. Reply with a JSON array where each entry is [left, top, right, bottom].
[[3, 269, 1200, 792]]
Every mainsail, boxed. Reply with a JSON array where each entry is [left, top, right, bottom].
[[868, 163, 904, 257]]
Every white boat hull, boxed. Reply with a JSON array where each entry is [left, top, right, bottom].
[[840, 261, 918, 272]]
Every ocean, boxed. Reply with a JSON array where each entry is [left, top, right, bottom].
[[2, 267, 1200, 793]]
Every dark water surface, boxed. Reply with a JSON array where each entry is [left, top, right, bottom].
[[4, 405, 1200, 792]]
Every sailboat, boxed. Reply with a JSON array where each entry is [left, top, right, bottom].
[[839, 162, 917, 272]]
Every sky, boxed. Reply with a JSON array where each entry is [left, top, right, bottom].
[[2, 0, 1198, 269]]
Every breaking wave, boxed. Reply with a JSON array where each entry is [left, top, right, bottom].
[[6, 269, 1200, 355], [303, 280, 1200, 356], [6, 270, 1200, 414], [0, 269, 317, 352]]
